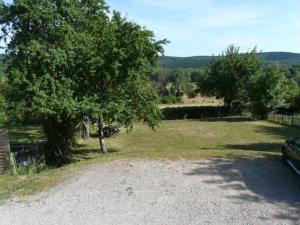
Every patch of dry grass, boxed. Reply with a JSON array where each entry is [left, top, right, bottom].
[[160, 96, 224, 108]]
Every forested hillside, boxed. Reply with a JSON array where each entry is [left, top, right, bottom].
[[259, 52, 300, 67], [2, 52, 300, 71], [160, 52, 300, 68], [159, 56, 212, 68]]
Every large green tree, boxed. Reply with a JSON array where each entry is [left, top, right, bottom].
[[199, 45, 261, 108], [0, 0, 166, 162]]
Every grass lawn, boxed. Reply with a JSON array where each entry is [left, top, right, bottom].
[[1, 118, 300, 201]]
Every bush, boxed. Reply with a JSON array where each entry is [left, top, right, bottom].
[[161, 106, 236, 120]]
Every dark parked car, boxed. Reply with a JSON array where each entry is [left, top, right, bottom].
[[282, 137, 300, 175], [103, 125, 119, 138]]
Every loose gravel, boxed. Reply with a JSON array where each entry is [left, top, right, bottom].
[[1, 159, 300, 225]]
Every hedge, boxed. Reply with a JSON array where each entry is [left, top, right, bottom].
[[161, 106, 236, 120]]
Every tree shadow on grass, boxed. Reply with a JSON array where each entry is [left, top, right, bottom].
[[223, 124, 300, 153], [256, 125, 300, 140], [198, 117, 256, 123], [72, 148, 119, 156], [185, 158, 300, 224], [224, 142, 282, 152], [89, 133, 98, 138], [72, 148, 100, 156], [71, 148, 120, 162]]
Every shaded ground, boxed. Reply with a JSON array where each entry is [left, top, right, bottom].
[[0, 159, 299, 225]]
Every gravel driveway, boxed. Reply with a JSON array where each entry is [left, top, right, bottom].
[[1, 159, 300, 225]]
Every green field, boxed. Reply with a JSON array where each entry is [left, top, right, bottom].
[[97, 118, 299, 159], [1, 118, 299, 200]]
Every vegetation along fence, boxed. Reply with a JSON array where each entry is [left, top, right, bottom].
[[268, 114, 300, 128]]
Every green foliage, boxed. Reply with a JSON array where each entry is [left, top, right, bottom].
[[1, 0, 166, 164], [160, 95, 182, 104], [288, 88, 300, 112], [0, 74, 7, 124], [0, 54, 8, 74], [151, 68, 204, 102], [200, 45, 262, 107], [199, 46, 300, 119], [289, 65, 300, 86], [14, 164, 48, 176], [248, 64, 298, 119]]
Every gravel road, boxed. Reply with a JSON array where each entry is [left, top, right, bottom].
[[1, 159, 300, 225]]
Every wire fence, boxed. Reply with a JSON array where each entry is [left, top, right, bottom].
[[268, 114, 300, 128]]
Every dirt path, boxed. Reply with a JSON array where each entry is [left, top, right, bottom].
[[1, 159, 300, 225]]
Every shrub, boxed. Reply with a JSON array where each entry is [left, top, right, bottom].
[[160, 95, 182, 104], [161, 106, 236, 120]]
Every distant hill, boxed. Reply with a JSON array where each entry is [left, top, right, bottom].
[[258, 52, 300, 67], [2, 52, 300, 71], [159, 56, 212, 69], [160, 52, 300, 68]]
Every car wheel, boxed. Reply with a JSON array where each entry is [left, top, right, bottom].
[[281, 147, 288, 164]]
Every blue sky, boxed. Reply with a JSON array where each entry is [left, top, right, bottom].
[[106, 0, 300, 56], [2, 0, 300, 56]]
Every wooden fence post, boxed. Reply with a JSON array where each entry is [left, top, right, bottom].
[[0, 129, 10, 175], [9, 151, 17, 175]]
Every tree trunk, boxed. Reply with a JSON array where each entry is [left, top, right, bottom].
[[44, 122, 64, 165], [43, 120, 75, 165], [98, 120, 107, 154], [224, 98, 232, 107], [82, 117, 90, 139]]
